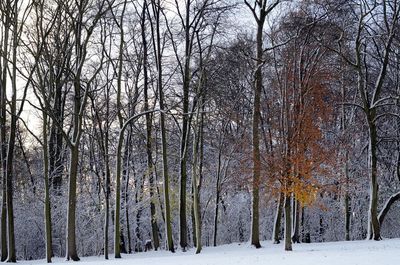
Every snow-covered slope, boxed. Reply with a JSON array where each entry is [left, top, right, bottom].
[[25, 239, 400, 265]]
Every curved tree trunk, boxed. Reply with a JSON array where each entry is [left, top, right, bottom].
[[378, 192, 400, 226]]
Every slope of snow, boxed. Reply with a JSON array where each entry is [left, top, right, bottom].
[[25, 238, 400, 265]]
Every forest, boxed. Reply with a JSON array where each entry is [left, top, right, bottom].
[[0, 0, 400, 263]]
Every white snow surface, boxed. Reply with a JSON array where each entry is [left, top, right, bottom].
[[25, 239, 400, 265]]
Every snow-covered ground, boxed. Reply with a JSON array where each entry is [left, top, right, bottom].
[[25, 239, 400, 265]]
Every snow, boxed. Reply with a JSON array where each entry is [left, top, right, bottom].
[[24, 239, 400, 265]]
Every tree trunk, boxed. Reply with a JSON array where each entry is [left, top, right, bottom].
[[179, 152, 188, 251], [48, 83, 64, 191], [213, 145, 222, 247], [160, 98, 174, 252], [191, 188, 196, 247], [126, 187, 133, 254], [292, 199, 300, 243], [378, 192, 400, 226], [123, 134, 133, 254], [66, 145, 80, 261], [5, 130, 16, 262], [344, 159, 350, 241], [284, 194, 292, 251], [114, 0, 127, 257], [134, 171, 143, 253], [0, 79, 7, 262], [141, 0, 160, 250], [192, 101, 202, 254], [114, 134, 122, 258], [104, 164, 110, 259], [152, 0, 174, 252], [0, 6, 9, 260], [272, 192, 284, 244], [178, 0, 193, 251], [250, 16, 264, 250], [0, 172, 6, 262], [5, 7, 18, 260], [192, 171, 201, 254], [368, 120, 381, 241], [103, 119, 111, 259], [43, 112, 53, 263]]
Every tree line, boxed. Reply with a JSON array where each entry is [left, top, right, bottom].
[[0, 0, 400, 262]]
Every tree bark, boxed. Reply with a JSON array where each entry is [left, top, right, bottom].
[[272, 192, 284, 244], [48, 84, 64, 191], [213, 144, 222, 247], [250, 12, 265, 249], [178, 0, 192, 250], [344, 153, 350, 241], [284, 194, 292, 251], [5, 4, 18, 260], [66, 145, 80, 261], [151, 0, 174, 252], [43, 112, 53, 263], [192, 97, 203, 254], [245, 0, 281, 248], [367, 119, 381, 241], [104, 161, 110, 259], [292, 199, 300, 243], [0, 7, 8, 260], [378, 192, 400, 227], [142, 0, 160, 250]]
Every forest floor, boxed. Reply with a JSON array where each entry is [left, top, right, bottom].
[[26, 238, 400, 265]]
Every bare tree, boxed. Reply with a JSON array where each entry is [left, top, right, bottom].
[[244, 0, 280, 249]]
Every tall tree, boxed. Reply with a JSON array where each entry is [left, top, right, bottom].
[[244, 0, 280, 249], [329, 0, 400, 240], [63, 0, 109, 260], [142, 0, 161, 251], [0, 0, 11, 260], [150, 0, 174, 252]]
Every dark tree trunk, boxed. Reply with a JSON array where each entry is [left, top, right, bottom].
[[368, 118, 381, 241], [378, 192, 400, 227], [284, 194, 292, 251], [66, 145, 80, 261], [122, 132, 133, 254], [5, 7, 18, 260], [0, 7, 9, 260], [48, 86, 64, 191], [151, 0, 174, 252], [43, 113, 53, 263], [104, 164, 110, 259], [178, 0, 193, 251], [134, 172, 143, 253], [272, 192, 284, 244], [141, 0, 160, 250]]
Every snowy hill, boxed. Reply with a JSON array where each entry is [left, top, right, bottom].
[[25, 239, 400, 265]]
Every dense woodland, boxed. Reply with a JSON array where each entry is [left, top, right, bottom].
[[0, 0, 400, 262]]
